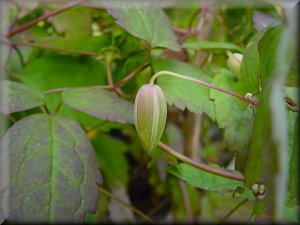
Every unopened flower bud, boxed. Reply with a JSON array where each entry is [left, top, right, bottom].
[[227, 53, 243, 79], [134, 84, 167, 154]]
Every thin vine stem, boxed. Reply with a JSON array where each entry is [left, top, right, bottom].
[[98, 186, 154, 224], [149, 71, 258, 106], [7, 0, 86, 37], [158, 141, 253, 183]]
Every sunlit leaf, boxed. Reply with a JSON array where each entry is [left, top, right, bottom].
[[62, 87, 134, 124], [0, 80, 44, 114], [1, 114, 101, 222], [103, 0, 180, 51], [183, 41, 242, 52]]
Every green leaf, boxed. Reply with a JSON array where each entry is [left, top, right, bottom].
[[92, 135, 129, 188], [234, 25, 272, 109], [210, 70, 253, 157], [21, 54, 107, 127], [183, 41, 242, 52], [103, 1, 180, 51], [36, 8, 111, 54], [1, 114, 101, 222], [152, 58, 215, 120], [0, 80, 44, 114], [166, 163, 244, 192], [62, 87, 134, 124], [244, 20, 295, 219], [258, 26, 283, 88]]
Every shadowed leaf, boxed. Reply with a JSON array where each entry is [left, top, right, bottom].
[[0, 114, 101, 222], [0, 80, 44, 114], [62, 87, 134, 124]]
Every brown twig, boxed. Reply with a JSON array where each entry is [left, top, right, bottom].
[[7, 0, 86, 37]]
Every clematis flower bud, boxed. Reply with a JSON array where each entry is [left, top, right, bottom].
[[227, 52, 243, 79], [134, 84, 167, 154]]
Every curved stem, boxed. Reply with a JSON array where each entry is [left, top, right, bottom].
[[158, 141, 258, 183], [150, 71, 257, 106], [7, 0, 86, 37], [98, 186, 154, 224]]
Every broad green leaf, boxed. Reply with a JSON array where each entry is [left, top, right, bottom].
[[244, 19, 295, 219], [62, 87, 134, 124], [210, 70, 253, 157], [21, 54, 107, 127], [92, 135, 129, 188], [0, 80, 44, 114], [103, 1, 180, 51], [1, 114, 101, 222], [152, 58, 215, 120], [166, 163, 244, 192], [234, 25, 272, 109], [258, 26, 283, 88], [183, 41, 242, 52]]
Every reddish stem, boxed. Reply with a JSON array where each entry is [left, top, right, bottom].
[[7, 0, 86, 37]]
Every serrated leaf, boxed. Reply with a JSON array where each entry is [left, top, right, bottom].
[[210, 70, 253, 157], [103, 0, 180, 51], [152, 58, 215, 120], [0, 114, 101, 222], [166, 163, 244, 192], [62, 87, 134, 124], [183, 41, 242, 52], [0, 80, 44, 114], [92, 135, 129, 188]]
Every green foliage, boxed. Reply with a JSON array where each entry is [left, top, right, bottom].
[[152, 58, 215, 120], [1, 114, 101, 222], [183, 41, 242, 52], [92, 135, 129, 188], [62, 87, 134, 124], [0, 80, 44, 114], [167, 163, 244, 193], [1, 1, 298, 224], [103, 0, 180, 51], [210, 70, 253, 157]]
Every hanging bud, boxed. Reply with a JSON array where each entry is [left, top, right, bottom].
[[227, 52, 243, 79], [134, 84, 167, 154]]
